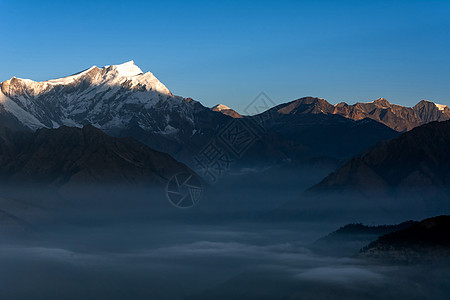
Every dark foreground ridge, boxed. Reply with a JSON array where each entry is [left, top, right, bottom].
[[0, 124, 191, 187], [360, 215, 450, 263]]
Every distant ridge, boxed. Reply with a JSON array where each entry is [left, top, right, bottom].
[[268, 97, 450, 132]]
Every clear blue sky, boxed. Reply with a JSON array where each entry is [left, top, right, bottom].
[[1, 0, 449, 112]]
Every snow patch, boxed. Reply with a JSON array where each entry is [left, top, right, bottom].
[[212, 104, 231, 111], [0, 90, 47, 130], [51, 120, 60, 128], [109, 60, 143, 77], [435, 103, 448, 111], [44, 66, 97, 85], [161, 124, 178, 135]]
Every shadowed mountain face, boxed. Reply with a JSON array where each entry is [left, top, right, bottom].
[[311, 120, 450, 192], [360, 215, 450, 263], [0, 125, 191, 187], [266, 97, 450, 132]]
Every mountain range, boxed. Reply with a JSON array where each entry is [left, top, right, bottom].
[[1, 61, 449, 185], [0, 61, 404, 168], [2, 62, 447, 139], [215, 96, 450, 132], [0, 61, 395, 171]]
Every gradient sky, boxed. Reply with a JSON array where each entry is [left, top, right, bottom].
[[1, 0, 449, 112]]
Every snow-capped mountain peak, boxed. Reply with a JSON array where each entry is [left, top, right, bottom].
[[0, 61, 196, 131], [3, 61, 171, 96], [211, 104, 231, 111], [108, 60, 143, 77]]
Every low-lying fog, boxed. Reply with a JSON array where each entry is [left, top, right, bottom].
[[0, 170, 449, 299]]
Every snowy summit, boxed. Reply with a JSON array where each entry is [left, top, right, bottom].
[[107, 60, 143, 77], [211, 104, 232, 111], [0, 61, 199, 131]]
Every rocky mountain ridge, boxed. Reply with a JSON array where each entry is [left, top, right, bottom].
[[268, 96, 450, 132]]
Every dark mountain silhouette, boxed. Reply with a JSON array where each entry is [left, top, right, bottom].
[[310, 221, 415, 257], [317, 221, 416, 243], [360, 215, 450, 263], [0, 125, 192, 187]]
